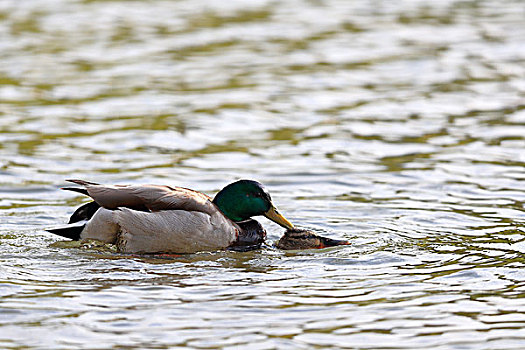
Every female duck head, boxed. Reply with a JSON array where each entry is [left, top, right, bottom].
[[212, 179, 294, 229], [275, 228, 350, 250]]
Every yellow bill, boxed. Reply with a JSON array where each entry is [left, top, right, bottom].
[[264, 206, 294, 229]]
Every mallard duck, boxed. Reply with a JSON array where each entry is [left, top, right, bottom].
[[275, 228, 350, 250], [47, 179, 294, 254]]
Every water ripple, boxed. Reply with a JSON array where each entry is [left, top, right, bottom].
[[2, 0, 525, 348]]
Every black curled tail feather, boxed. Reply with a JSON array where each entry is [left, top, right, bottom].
[[66, 179, 99, 186], [61, 187, 89, 196], [68, 201, 100, 223]]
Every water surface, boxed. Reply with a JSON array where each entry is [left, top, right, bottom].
[[1, 0, 525, 348]]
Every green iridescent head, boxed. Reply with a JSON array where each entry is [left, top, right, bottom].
[[212, 180, 294, 229]]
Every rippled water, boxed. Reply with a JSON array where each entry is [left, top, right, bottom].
[[1, 0, 525, 348]]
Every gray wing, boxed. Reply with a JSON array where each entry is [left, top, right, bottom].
[[66, 179, 217, 215]]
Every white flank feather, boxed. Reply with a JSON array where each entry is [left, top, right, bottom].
[[114, 208, 238, 253]]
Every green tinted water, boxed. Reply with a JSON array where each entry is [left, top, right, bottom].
[[1, 0, 525, 348]]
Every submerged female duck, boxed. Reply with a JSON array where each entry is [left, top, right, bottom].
[[275, 228, 350, 250], [48, 179, 294, 254]]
